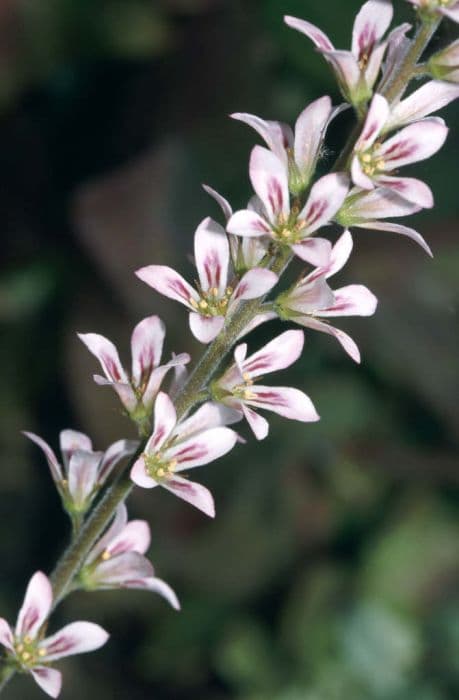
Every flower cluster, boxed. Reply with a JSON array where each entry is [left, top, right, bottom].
[[2, 1, 458, 696]]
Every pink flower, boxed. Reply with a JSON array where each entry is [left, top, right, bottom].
[[227, 146, 349, 267], [78, 316, 190, 420], [231, 96, 344, 194], [336, 186, 432, 255], [79, 504, 179, 610], [130, 393, 240, 516], [214, 330, 319, 440], [351, 93, 448, 207], [405, 0, 459, 23], [429, 39, 459, 83], [285, 0, 394, 105], [384, 80, 459, 131], [136, 217, 278, 344], [23, 430, 137, 516], [0, 572, 108, 698], [275, 231, 377, 363]]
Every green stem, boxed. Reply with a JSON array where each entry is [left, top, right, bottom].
[[0, 668, 14, 693]]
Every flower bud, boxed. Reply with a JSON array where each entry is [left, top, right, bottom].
[[429, 40, 459, 84]]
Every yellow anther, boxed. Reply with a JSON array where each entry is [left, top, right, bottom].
[[16, 644, 24, 653], [189, 297, 199, 309], [242, 372, 252, 385], [21, 652, 31, 662], [24, 636, 32, 645], [243, 389, 257, 400], [101, 550, 111, 561], [38, 648, 47, 657], [167, 460, 177, 473], [210, 287, 219, 296], [199, 299, 209, 310], [157, 467, 165, 478], [226, 287, 233, 296], [280, 228, 291, 238], [219, 298, 228, 308], [375, 158, 385, 170], [361, 153, 372, 163]]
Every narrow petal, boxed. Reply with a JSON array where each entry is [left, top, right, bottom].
[[246, 386, 320, 422], [16, 571, 53, 639], [293, 96, 332, 181], [131, 316, 165, 386], [86, 504, 128, 564], [130, 457, 158, 489], [68, 451, 102, 510], [296, 316, 361, 362], [377, 118, 448, 168], [322, 50, 361, 93], [343, 187, 421, 220], [249, 146, 289, 222], [375, 175, 434, 208], [241, 404, 269, 440], [288, 277, 336, 314], [0, 620, 14, 651], [291, 238, 333, 266], [230, 112, 292, 162], [91, 375, 137, 412], [59, 430, 92, 471], [300, 172, 349, 233], [364, 40, 387, 90], [319, 284, 378, 317], [284, 15, 334, 51], [141, 577, 180, 610], [30, 667, 62, 698], [355, 220, 432, 256], [176, 402, 241, 440], [23, 432, 63, 483], [142, 353, 190, 410], [384, 23, 411, 78], [352, 0, 393, 60], [241, 329, 304, 378], [98, 439, 138, 484], [232, 268, 278, 303], [169, 427, 238, 470], [41, 622, 109, 662], [351, 155, 375, 190], [441, 5, 459, 22], [135, 265, 198, 309], [203, 184, 233, 221], [189, 313, 225, 344], [90, 551, 154, 588], [236, 311, 277, 340], [226, 209, 271, 237], [194, 217, 229, 295], [162, 476, 215, 517], [385, 81, 459, 130], [326, 229, 354, 277], [105, 520, 151, 557], [147, 392, 177, 452], [77, 333, 128, 384], [355, 94, 389, 151], [241, 235, 270, 267]]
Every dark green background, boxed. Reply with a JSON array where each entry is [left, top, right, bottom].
[[0, 1, 458, 698]]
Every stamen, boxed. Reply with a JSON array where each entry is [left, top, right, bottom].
[[189, 297, 199, 309], [38, 648, 47, 657], [199, 299, 209, 310], [243, 389, 257, 400], [101, 550, 111, 561], [242, 372, 253, 385], [210, 287, 219, 296]]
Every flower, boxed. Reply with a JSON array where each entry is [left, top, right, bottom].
[[383, 80, 459, 131], [0, 572, 108, 698], [136, 217, 278, 343], [227, 146, 349, 267], [23, 430, 137, 516], [351, 93, 448, 207], [78, 316, 190, 422], [79, 504, 179, 610], [231, 96, 344, 194], [336, 186, 432, 255], [275, 231, 377, 363], [213, 330, 319, 440], [130, 393, 240, 516], [285, 0, 394, 105], [405, 0, 459, 23], [429, 39, 459, 83]]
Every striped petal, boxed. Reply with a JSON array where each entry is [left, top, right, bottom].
[[231, 112, 292, 163], [162, 476, 215, 517], [294, 96, 333, 181], [226, 209, 271, 237], [355, 94, 389, 151], [355, 220, 432, 256], [295, 315, 361, 363], [292, 237, 333, 266], [385, 81, 459, 130], [240, 329, 304, 378], [68, 451, 102, 510], [30, 667, 62, 698], [318, 284, 378, 317], [300, 173, 349, 233], [232, 268, 278, 303], [0, 619, 14, 651], [89, 551, 153, 588], [284, 16, 334, 51], [40, 622, 109, 662], [146, 392, 176, 453], [168, 427, 238, 470], [131, 316, 165, 386], [194, 217, 229, 295], [23, 432, 63, 483], [203, 184, 233, 221], [189, 313, 225, 344], [16, 572, 53, 639], [352, 0, 393, 61], [375, 175, 434, 208], [135, 265, 198, 309], [241, 404, 269, 440], [245, 385, 320, 422], [77, 333, 128, 384], [249, 146, 289, 223], [377, 118, 448, 169]]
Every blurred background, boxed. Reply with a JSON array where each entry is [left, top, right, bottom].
[[0, 1, 458, 698]]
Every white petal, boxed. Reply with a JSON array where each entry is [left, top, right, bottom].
[[131, 315, 165, 386], [30, 667, 62, 698], [355, 94, 389, 151], [344, 187, 421, 220], [146, 392, 177, 452], [246, 386, 320, 422], [351, 155, 375, 190], [41, 622, 109, 661], [90, 551, 154, 588], [230, 112, 292, 162], [169, 427, 238, 470], [135, 265, 198, 309], [288, 277, 335, 314], [241, 404, 269, 440], [352, 0, 393, 60], [98, 439, 138, 484], [326, 229, 354, 278], [141, 577, 180, 610], [364, 40, 387, 90], [375, 175, 434, 208], [299, 172, 349, 233], [291, 238, 333, 266], [377, 118, 448, 169], [319, 284, 378, 317], [16, 571, 52, 639], [86, 504, 128, 564], [385, 81, 459, 130], [355, 220, 432, 256], [249, 146, 289, 222], [106, 520, 151, 557], [293, 96, 332, 180], [59, 430, 92, 471], [241, 329, 304, 378], [162, 476, 215, 517], [232, 268, 278, 303], [77, 333, 128, 384], [68, 451, 102, 510], [194, 217, 229, 295], [91, 375, 137, 413], [176, 402, 241, 440], [226, 209, 271, 237], [441, 4, 459, 22], [384, 23, 412, 78], [142, 353, 190, 410], [284, 15, 334, 50], [322, 50, 361, 93], [296, 316, 361, 363], [0, 619, 13, 651], [130, 457, 158, 489], [202, 184, 233, 221], [189, 313, 225, 344], [23, 432, 63, 483]]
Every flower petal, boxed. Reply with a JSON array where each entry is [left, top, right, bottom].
[[241, 329, 304, 378], [176, 402, 241, 440], [293, 96, 333, 182], [147, 392, 177, 452], [385, 81, 459, 130], [352, 0, 393, 60], [89, 551, 154, 588], [23, 432, 63, 483], [168, 427, 238, 470], [284, 15, 334, 51], [85, 504, 128, 564], [141, 577, 180, 610], [16, 571, 53, 639], [375, 175, 434, 208], [0, 619, 13, 651], [291, 238, 333, 266], [364, 40, 387, 90], [377, 118, 448, 168], [300, 172, 349, 233], [241, 403, 269, 440], [41, 622, 109, 662], [296, 316, 361, 362], [319, 284, 378, 317], [226, 209, 271, 237], [249, 146, 289, 222], [68, 451, 102, 510], [203, 184, 233, 221], [91, 375, 137, 412], [105, 520, 151, 557], [230, 112, 292, 162], [355, 93, 389, 152], [30, 667, 62, 698], [98, 439, 138, 484], [135, 265, 198, 309], [354, 219, 432, 256], [288, 277, 336, 314], [326, 229, 354, 277], [232, 268, 278, 303], [322, 50, 361, 93], [130, 457, 158, 489], [351, 155, 374, 190], [162, 476, 215, 517], [59, 430, 92, 471], [342, 187, 421, 221], [194, 217, 229, 295], [142, 353, 190, 410], [131, 315, 165, 386], [246, 386, 320, 422], [77, 333, 128, 384], [189, 313, 225, 344], [441, 4, 459, 22]]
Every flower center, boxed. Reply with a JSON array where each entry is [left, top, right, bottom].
[[188, 286, 233, 317], [143, 452, 177, 482], [232, 372, 257, 401], [359, 150, 386, 177], [273, 211, 307, 245], [14, 636, 46, 668]]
